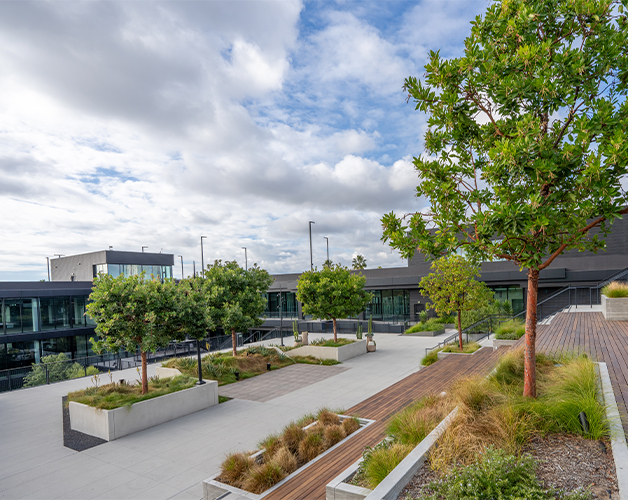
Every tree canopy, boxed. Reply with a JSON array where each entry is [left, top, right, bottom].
[[202, 260, 273, 356], [87, 273, 180, 393], [352, 255, 367, 270], [296, 264, 371, 341], [382, 0, 628, 397], [419, 255, 493, 350]]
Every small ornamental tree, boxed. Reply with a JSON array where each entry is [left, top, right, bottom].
[[86, 273, 180, 394], [296, 264, 371, 341], [382, 0, 628, 398], [419, 255, 493, 350], [352, 255, 367, 270], [203, 260, 273, 357]]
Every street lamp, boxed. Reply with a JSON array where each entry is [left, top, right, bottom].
[[177, 255, 184, 279], [142, 246, 148, 253], [193, 260, 196, 277], [309, 221, 315, 270], [200, 236, 207, 276], [46, 257, 50, 281], [324, 237, 329, 264], [242, 247, 247, 271]]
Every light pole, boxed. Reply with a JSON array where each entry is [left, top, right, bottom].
[[309, 221, 315, 270], [178, 255, 184, 279], [46, 257, 50, 281], [193, 260, 196, 277], [200, 236, 207, 275], [196, 338, 205, 386], [142, 246, 148, 253], [242, 247, 247, 271], [324, 237, 329, 264]]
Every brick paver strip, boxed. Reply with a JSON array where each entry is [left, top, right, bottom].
[[263, 346, 505, 500], [218, 364, 349, 403]]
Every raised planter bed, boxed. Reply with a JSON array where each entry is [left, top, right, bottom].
[[326, 408, 458, 500], [289, 339, 367, 362], [602, 294, 628, 321], [69, 380, 218, 441], [493, 339, 519, 350], [404, 329, 445, 337], [203, 415, 374, 500]]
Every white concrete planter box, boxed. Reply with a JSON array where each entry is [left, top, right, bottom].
[[405, 329, 445, 337], [69, 379, 218, 441], [289, 339, 367, 362], [602, 294, 628, 321], [493, 339, 519, 350], [326, 408, 458, 500], [203, 416, 374, 500]]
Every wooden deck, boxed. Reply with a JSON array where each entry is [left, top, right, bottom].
[[264, 346, 504, 500], [526, 311, 628, 437]]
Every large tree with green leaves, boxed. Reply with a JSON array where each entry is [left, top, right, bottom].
[[87, 273, 180, 394], [419, 255, 493, 350], [203, 260, 273, 357], [296, 264, 371, 341], [382, 0, 628, 397], [352, 255, 367, 270]]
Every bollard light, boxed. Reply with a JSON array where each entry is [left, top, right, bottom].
[[267, 363, 271, 371], [578, 411, 589, 433]]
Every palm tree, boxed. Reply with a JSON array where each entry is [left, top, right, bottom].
[[352, 255, 367, 270]]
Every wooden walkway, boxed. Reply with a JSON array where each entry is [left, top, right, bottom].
[[525, 311, 628, 437], [264, 346, 504, 500]]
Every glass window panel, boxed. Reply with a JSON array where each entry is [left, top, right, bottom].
[[4, 299, 22, 334], [40, 297, 56, 331], [6, 341, 36, 369], [127, 264, 140, 277], [108, 264, 121, 278], [163, 266, 172, 279], [73, 297, 87, 327], [1, 299, 4, 335], [21, 298, 34, 333], [41, 337, 74, 358], [55, 297, 72, 329]]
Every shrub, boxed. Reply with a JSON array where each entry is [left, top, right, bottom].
[[242, 461, 286, 494], [272, 446, 297, 475], [318, 409, 340, 426], [298, 430, 326, 462], [601, 281, 628, 298], [421, 349, 440, 366], [342, 417, 360, 435], [324, 424, 346, 447], [282, 424, 306, 454], [494, 319, 525, 340], [362, 442, 412, 489], [23, 353, 100, 387], [218, 453, 253, 488], [406, 319, 445, 333]]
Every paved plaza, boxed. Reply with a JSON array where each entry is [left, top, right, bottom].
[[0, 332, 458, 500]]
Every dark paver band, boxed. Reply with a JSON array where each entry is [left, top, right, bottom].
[[218, 364, 349, 403]]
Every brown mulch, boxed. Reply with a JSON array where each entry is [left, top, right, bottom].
[[525, 434, 619, 499], [397, 434, 619, 500]]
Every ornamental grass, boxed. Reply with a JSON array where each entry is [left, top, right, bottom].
[[601, 281, 628, 298]]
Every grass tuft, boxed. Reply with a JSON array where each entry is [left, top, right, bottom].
[[342, 417, 360, 435], [362, 442, 412, 489], [601, 281, 628, 298], [299, 429, 326, 462], [324, 424, 346, 447], [318, 409, 340, 426], [242, 461, 286, 494], [218, 453, 253, 488], [282, 424, 306, 454], [272, 446, 298, 475], [494, 319, 526, 340]]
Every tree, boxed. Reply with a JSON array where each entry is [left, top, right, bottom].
[[419, 256, 493, 350], [323, 259, 334, 268], [352, 255, 367, 270], [23, 353, 99, 387], [86, 273, 180, 394], [382, 0, 628, 397], [203, 260, 273, 357], [296, 264, 371, 341]]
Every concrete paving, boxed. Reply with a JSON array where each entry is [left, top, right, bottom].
[[0, 331, 452, 500]]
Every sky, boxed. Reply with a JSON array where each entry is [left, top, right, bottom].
[[0, 0, 489, 281]]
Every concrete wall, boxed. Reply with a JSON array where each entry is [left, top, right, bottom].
[[290, 340, 367, 362], [602, 294, 628, 321], [69, 380, 218, 441]]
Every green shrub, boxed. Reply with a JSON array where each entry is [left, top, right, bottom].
[[23, 353, 100, 387], [494, 319, 525, 340], [406, 319, 445, 333], [361, 441, 412, 489], [420, 447, 591, 500], [601, 281, 628, 298], [387, 396, 449, 446], [421, 349, 440, 366], [309, 338, 354, 347]]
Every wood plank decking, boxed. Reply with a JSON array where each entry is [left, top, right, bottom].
[[525, 311, 628, 437], [264, 346, 504, 500]]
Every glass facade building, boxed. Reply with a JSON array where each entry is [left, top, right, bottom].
[[262, 291, 299, 318], [365, 290, 410, 322], [93, 263, 172, 281]]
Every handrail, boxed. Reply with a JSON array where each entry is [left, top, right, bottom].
[[594, 266, 628, 289]]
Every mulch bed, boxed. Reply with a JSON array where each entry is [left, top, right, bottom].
[[62, 396, 106, 452], [397, 434, 619, 499]]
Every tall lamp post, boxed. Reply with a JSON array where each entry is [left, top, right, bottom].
[[324, 236, 329, 264], [46, 257, 50, 281], [309, 221, 315, 270], [242, 247, 247, 271], [177, 255, 184, 279], [200, 236, 207, 276], [277, 285, 285, 346]]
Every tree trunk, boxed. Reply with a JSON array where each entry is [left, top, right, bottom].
[[332, 318, 338, 342], [523, 268, 540, 398], [231, 328, 237, 357], [141, 350, 148, 395], [457, 310, 463, 351]]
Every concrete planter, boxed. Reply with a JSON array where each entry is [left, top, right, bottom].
[[289, 339, 367, 362], [405, 329, 445, 337], [601, 294, 628, 321], [493, 339, 519, 350], [326, 408, 458, 500], [69, 380, 218, 441], [204, 416, 374, 500]]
